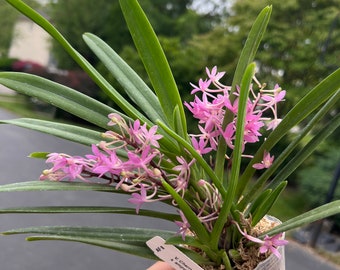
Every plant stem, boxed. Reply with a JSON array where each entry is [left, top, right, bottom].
[[222, 250, 233, 270], [210, 63, 255, 249]]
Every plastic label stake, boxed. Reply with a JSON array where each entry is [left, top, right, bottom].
[[146, 236, 204, 270]]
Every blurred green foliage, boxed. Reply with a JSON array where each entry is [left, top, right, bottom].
[[298, 146, 340, 227], [226, 0, 340, 110], [47, 0, 215, 69]]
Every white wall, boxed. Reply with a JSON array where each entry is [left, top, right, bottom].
[[8, 18, 50, 66]]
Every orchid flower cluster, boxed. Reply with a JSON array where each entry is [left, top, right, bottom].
[[185, 66, 285, 162], [40, 66, 288, 259]]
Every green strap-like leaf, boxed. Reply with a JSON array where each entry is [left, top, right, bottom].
[[0, 182, 174, 213], [165, 235, 206, 249], [30, 235, 158, 259], [119, 0, 187, 135], [0, 206, 179, 221], [231, 6, 272, 91], [251, 181, 287, 226], [29, 152, 49, 159], [0, 118, 129, 158], [0, 72, 113, 129], [2, 226, 209, 264], [3, 226, 174, 260], [263, 200, 340, 236], [214, 6, 272, 181], [0, 181, 118, 192], [172, 105, 189, 141], [3, 226, 175, 241], [0, 118, 103, 146], [246, 189, 272, 216], [211, 63, 256, 249], [83, 33, 167, 124]]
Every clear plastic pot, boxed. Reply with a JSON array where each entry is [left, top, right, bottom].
[[254, 245, 285, 270], [254, 215, 285, 270]]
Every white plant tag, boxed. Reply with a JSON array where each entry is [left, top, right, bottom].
[[146, 236, 204, 270]]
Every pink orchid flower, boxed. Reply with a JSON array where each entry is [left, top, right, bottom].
[[253, 151, 274, 170], [233, 221, 288, 259]]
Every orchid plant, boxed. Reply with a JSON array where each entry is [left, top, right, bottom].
[[0, 0, 340, 269]]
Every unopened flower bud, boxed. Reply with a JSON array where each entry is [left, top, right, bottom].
[[198, 179, 207, 186], [120, 184, 131, 192], [152, 168, 162, 177]]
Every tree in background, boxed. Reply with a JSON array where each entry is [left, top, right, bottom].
[[48, 0, 214, 69], [298, 147, 340, 229], [0, 2, 18, 57], [0, 0, 40, 69], [178, 0, 340, 105], [226, 0, 340, 102]]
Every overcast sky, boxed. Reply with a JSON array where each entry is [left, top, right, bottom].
[[191, 0, 232, 14]]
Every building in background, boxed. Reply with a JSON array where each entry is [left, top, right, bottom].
[[8, 16, 50, 66]]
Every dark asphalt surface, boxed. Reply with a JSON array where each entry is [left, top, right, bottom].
[[0, 107, 339, 270], [285, 241, 339, 270]]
